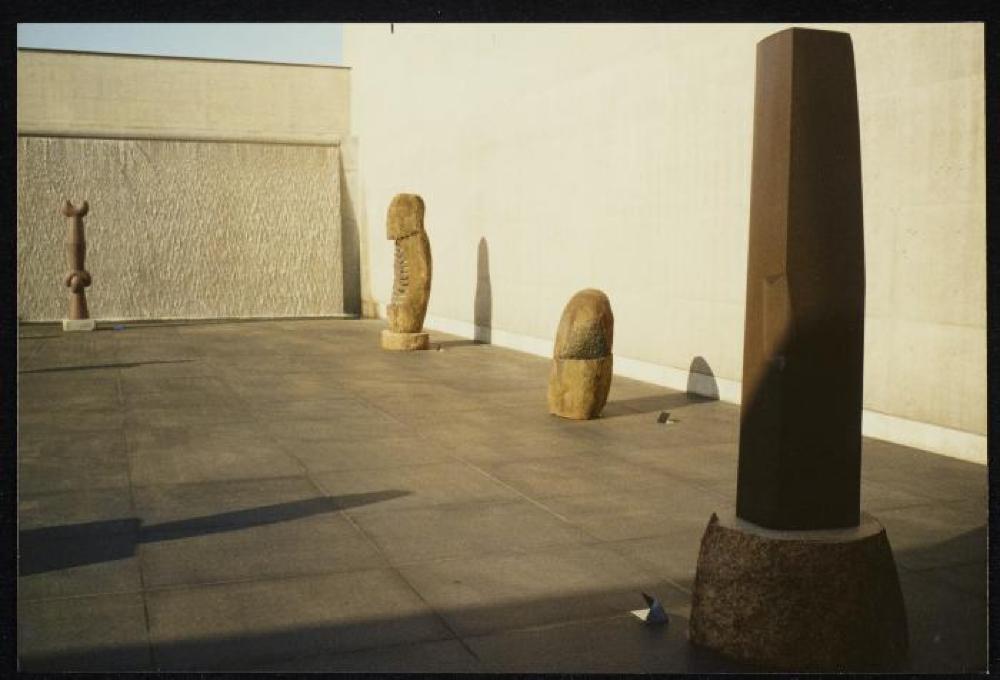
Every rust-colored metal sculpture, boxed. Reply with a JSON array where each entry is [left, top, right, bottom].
[[688, 28, 907, 671], [61, 200, 95, 331]]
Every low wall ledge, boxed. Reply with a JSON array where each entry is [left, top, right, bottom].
[[17, 128, 341, 147]]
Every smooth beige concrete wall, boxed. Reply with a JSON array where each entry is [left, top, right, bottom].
[[18, 136, 343, 321], [344, 23, 985, 460], [17, 49, 350, 143], [17, 49, 353, 321]]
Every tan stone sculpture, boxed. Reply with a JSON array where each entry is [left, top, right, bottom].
[[547, 289, 614, 419], [61, 200, 96, 332], [381, 193, 432, 350]]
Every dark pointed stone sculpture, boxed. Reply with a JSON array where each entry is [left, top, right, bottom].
[[381, 193, 432, 350], [61, 200, 95, 332], [688, 28, 907, 671]]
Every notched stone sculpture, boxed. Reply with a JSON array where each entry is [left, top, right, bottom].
[[547, 289, 613, 419], [381, 194, 432, 351], [61, 200, 96, 332], [688, 28, 907, 671]]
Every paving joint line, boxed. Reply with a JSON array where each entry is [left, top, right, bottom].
[[116, 369, 158, 670], [334, 498, 480, 662]]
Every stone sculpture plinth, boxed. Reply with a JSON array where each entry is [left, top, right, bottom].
[[690, 513, 908, 671], [547, 289, 613, 420], [61, 200, 95, 332], [381, 194, 432, 351], [688, 28, 907, 671]]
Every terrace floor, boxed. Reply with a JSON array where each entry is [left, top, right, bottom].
[[16, 318, 988, 672]]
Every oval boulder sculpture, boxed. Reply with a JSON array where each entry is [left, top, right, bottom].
[[547, 289, 614, 419], [382, 193, 433, 351]]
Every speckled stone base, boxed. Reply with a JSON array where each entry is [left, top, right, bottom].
[[62, 319, 96, 332], [380, 329, 429, 351], [689, 512, 908, 671]]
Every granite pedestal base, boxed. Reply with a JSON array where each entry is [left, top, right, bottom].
[[380, 329, 429, 351], [689, 512, 908, 671], [547, 355, 613, 420], [62, 319, 96, 332]]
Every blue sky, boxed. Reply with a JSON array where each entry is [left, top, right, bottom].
[[17, 23, 343, 65]]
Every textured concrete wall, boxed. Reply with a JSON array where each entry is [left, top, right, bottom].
[[17, 49, 352, 321], [344, 23, 985, 460], [17, 49, 349, 143], [18, 136, 343, 321]]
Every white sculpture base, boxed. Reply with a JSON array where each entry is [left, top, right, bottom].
[[62, 319, 96, 332]]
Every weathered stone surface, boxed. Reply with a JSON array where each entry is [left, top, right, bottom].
[[547, 356, 613, 420], [689, 512, 908, 671], [385, 194, 432, 341], [381, 329, 429, 351], [62, 200, 92, 323], [548, 289, 613, 419], [737, 27, 865, 530]]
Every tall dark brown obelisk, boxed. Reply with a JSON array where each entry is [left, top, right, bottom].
[[736, 28, 865, 530], [688, 28, 907, 671]]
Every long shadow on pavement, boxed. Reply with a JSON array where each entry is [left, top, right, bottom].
[[20, 491, 409, 575], [20, 360, 197, 374]]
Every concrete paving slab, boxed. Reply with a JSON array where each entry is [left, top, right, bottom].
[[119, 374, 239, 399], [897, 567, 987, 672], [16, 318, 987, 672], [540, 483, 732, 544], [265, 411, 414, 442], [350, 500, 595, 565], [19, 531, 143, 601], [312, 461, 522, 514], [18, 428, 130, 494], [18, 593, 153, 672], [479, 452, 683, 500], [601, 528, 709, 593], [442, 435, 603, 466], [279, 435, 455, 473], [18, 405, 126, 434], [17, 374, 122, 410], [139, 509, 389, 588], [464, 612, 708, 674], [131, 476, 324, 527], [878, 499, 987, 571], [145, 569, 454, 670], [264, 638, 484, 672], [19, 487, 136, 531], [862, 438, 987, 503], [230, 374, 357, 402], [398, 543, 691, 637], [126, 422, 303, 486]]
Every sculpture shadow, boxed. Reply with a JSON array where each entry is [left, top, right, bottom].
[[19, 490, 409, 576], [894, 525, 987, 575], [686, 356, 720, 401], [603, 392, 707, 418], [20, 359, 195, 374], [473, 237, 492, 344]]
